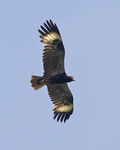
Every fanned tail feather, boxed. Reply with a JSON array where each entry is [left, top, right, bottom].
[[30, 76, 45, 91]]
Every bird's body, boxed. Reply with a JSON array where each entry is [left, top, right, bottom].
[[30, 20, 75, 122]]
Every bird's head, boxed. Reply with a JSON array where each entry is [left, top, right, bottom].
[[66, 74, 75, 83]]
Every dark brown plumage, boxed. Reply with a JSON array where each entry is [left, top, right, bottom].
[[30, 20, 75, 122]]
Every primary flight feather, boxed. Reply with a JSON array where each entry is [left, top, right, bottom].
[[30, 20, 75, 122]]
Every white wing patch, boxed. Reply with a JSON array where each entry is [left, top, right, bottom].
[[55, 104, 73, 113], [42, 32, 62, 45]]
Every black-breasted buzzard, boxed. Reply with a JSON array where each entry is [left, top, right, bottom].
[[30, 20, 75, 122]]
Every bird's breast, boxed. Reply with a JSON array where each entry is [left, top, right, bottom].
[[49, 72, 66, 84]]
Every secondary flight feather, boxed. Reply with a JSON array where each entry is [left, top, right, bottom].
[[30, 20, 75, 122]]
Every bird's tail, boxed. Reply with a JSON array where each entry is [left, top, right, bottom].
[[30, 75, 45, 91]]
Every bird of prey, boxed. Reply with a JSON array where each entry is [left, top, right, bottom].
[[30, 20, 75, 122]]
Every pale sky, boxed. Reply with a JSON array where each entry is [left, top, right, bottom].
[[1, 1, 120, 150]]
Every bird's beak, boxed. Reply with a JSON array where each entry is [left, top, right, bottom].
[[72, 78, 75, 81]]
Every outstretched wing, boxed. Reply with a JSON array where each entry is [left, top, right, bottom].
[[47, 83, 73, 123], [38, 20, 65, 76]]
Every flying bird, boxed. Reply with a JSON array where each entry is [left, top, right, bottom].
[[30, 20, 75, 122]]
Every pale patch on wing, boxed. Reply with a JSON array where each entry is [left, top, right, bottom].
[[42, 32, 62, 45], [55, 104, 73, 112]]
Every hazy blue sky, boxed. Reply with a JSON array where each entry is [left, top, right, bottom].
[[1, 1, 120, 150]]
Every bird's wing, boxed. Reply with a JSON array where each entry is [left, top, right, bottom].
[[47, 83, 73, 122], [38, 20, 65, 76]]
